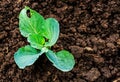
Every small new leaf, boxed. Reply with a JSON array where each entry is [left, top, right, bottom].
[[27, 34, 45, 49]]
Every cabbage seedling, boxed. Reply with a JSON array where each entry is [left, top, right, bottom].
[[14, 6, 75, 72]]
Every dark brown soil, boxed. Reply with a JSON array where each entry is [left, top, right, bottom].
[[0, 0, 120, 82]]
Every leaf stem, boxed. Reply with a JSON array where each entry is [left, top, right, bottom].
[[41, 47, 48, 53]]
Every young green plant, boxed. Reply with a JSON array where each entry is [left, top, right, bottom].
[[14, 6, 75, 72]]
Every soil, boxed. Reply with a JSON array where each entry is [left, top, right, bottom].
[[0, 0, 120, 82]]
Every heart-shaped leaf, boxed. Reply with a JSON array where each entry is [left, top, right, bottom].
[[19, 6, 45, 37], [14, 45, 44, 69], [46, 50, 75, 72]]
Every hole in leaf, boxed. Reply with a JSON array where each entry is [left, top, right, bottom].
[[45, 38, 49, 42], [26, 10, 31, 18]]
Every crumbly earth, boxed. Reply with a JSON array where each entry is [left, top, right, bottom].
[[0, 0, 120, 82]]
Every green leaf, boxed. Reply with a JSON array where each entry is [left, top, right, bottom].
[[46, 50, 75, 72], [43, 18, 59, 47], [19, 6, 45, 37], [27, 34, 45, 49], [46, 50, 58, 63], [14, 45, 44, 69]]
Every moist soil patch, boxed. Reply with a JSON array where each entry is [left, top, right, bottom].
[[0, 0, 120, 82]]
